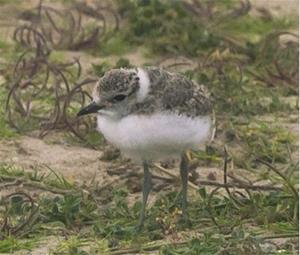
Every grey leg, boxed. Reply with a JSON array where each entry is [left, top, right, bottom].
[[180, 153, 189, 220], [137, 161, 152, 230]]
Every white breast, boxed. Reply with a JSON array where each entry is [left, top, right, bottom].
[[97, 113, 213, 162]]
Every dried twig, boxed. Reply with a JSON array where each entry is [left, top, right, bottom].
[[261, 233, 299, 240], [207, 187, 222, 228], [16, 1, 119, 50], [249, 32, 298, 92], [256, 159, 299, 198], [197, 180, 282, 191], [0, 192, 39, 238], [153, 163, 283, 192], [153, 163, 199, 191], [105, 240, 189, 255], [5, 42, 99, 145], [0, 175, 73, 195]]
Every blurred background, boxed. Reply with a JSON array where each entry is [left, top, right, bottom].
[[0, 0, 298, 254]]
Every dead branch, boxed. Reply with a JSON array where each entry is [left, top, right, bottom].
[[0, 175, 73, 195]]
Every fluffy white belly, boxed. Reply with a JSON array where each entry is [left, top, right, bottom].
[[97, 113, 213, 161]]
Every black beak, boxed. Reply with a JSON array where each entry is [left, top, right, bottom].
[[77, 101, 103, 117]]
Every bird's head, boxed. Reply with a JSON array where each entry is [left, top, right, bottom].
[[77, 68, 142, 118]]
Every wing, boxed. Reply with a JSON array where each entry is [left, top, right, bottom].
[[160, 72, 213, 117], [129, 67, 213, 117]]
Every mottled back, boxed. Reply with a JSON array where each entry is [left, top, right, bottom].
[[129, 67, 213, 117]]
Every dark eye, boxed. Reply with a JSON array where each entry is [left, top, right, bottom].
[[113, 94, 126, 102]]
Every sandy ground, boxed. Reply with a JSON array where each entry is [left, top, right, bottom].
[[0, 136, 107, 182], [250, 0, 298, 16]]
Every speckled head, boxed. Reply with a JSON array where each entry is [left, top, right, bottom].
[[77, 67, 151, 117], [93, 69, 140, 103]]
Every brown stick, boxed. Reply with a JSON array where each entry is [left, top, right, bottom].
[[153, 164, 283, 192], [0, 175, 73, 195]]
